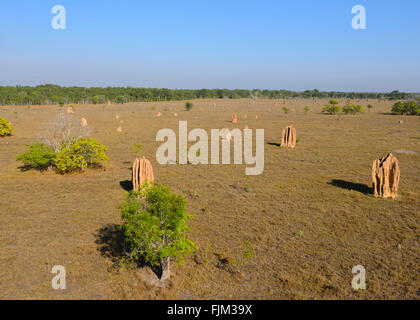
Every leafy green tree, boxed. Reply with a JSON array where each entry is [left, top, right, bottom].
[[120, 184, 197, 279]]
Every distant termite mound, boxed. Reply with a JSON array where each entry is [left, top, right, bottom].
[[281, 125, 296, 148], [81, 118, 88, 127], [372, 153, 400, 199], [232, 113, 238, 124], [132, 157, 154, 191]]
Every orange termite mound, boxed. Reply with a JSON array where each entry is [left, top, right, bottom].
[[132, 157, 154, 191], [232, 113, 238, 124], [67, 106, 74, 114], [81, 118, 88, 127], [117, 126, 122, 132], [372, 153, 400, 199], [157, 112, 162, 117], [280, 125, 296, 148]]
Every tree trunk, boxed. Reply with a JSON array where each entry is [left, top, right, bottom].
[[161, 257, 171, 281]]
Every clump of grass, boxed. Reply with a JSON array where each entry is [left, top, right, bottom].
[[243, 240, 253, 258], [132, 143, 144, 157]]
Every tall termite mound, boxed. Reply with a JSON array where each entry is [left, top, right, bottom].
[[372, 153, 400, 199], [232, 113, 238, 124], [132, 157, 154, 191], [281, 125, 296, 148]]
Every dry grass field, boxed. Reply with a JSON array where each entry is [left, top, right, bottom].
[[0, 98, 418, 299]]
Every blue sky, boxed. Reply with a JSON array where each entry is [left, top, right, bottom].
[[0, 0, 419, 91]]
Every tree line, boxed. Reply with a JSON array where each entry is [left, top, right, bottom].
[[0, 84, 417, 106]]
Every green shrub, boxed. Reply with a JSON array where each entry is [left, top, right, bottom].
[[54, 137, 109, 173], [342, 104, 364, 114], [185, 102, 194, 111], [322, 105, 341, 114], [329, 99, 339, 105], [367, 104, 373, 111], [120, 184, 197, 273], [0, 117, 13, 137], [304, 106, 310, 113], [282, 107, 290, 114], [391, 101, 420, 115], [16, 143, 55, 170]]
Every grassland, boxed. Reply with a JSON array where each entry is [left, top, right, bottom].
[[0, 98, 418, 299]]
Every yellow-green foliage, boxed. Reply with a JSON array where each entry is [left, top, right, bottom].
[[0, 117, 13, 137], [54, 137, 109, 173], [16, 143, 55, 170], [342, 104, 364, 114]]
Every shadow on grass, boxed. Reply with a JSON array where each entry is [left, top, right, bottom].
[[328, 179, 372, 195], [95, 224, 126, 264], [95, 224, 163, 277], [120, 180, 133, 191], [267, 142, 281, 147]]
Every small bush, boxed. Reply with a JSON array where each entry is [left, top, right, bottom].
[[342, 104, 364, 114], [16, 143, 55, 170], [329, 99, 339, 105], [282, 107, 290, 114], [304, 106, 310, 114], [322, 105, 341, 114], [120, 184, 197, 273], [367, 104, 373, 111], [0, 117, 13, 137], [391, 101, 420, 115], [54, 137, 109, 173], [185, 102, 194, 111]]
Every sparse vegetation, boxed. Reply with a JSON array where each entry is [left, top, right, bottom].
[[0, 117, 13, 137], [391, 101, 420, 115], [132, 143, 144, 157], [16, 137, 109, 173], [185, 102, 194, 111], [16, 112, 108, 173], [119, 184, 197, 278], [342, 104, 364, 114], [304, 106, 310, 114], [243, 240, 253, 258], [282, 107, 290, 114], [16, 143, 55, 170], [53, 137, 109, 174], [322, 104, 341, 114]]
